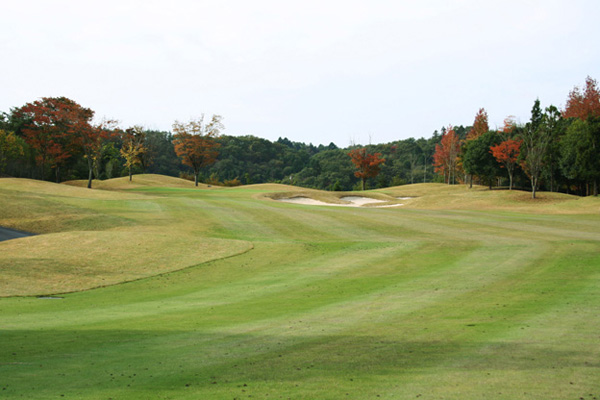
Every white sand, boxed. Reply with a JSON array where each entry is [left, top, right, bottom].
[[277, 196, 403, 208]]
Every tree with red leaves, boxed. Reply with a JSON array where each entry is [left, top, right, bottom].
[[490, 140, 521, 190], [433, 126, 461, 184], [561, 77, 600, 196], [348, 147, 385, 190], [173, 115, 223, 186], [82, 119, 119, 188], [563, 76, 600, 120], [464, 108, 490, 187], [16, 97, 94, 182], [490, 117, 520, 190], [466, 108, 489, 141]]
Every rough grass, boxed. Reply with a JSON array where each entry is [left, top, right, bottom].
[[0, 231, 252, 296], [0, 175, 599, 399]]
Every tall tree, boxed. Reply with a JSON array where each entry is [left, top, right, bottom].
[[347, 147, 385, 190], [0, 129, 25, 175], [490, 128, 521, 191], [462, 130, 501, 189], [464, 108, 490, 187], [466, 108, 489, 141], [120, 126, 146, 182], [173, 115, 223, 186], [563, 76, 600, 120], [433, 126, 461, 184], [561, 76, 600, 195], [15, 97, 94, 182], [82, 120, 119, 188], [541, 105, 564, 192], [520, 99, 551, 199]]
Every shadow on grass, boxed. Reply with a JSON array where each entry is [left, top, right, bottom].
[[1, 328, 596, 398]]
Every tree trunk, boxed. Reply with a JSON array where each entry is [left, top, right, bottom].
[[55, 165, 60, 183], [361, 177, 366, 191], [87, 158, 93, 189], [194, 172, 199, 187], [594, 180, 598, 196], [531, 176, 537, 199], [469, 174, 473, 189], [129, 166, 132, 182], [509, 172, 513, 191]]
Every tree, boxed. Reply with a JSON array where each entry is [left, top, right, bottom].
[[563, 76, 600, 120], [561, 76, 600, 195], [560, 118, 600, 196], [462, 130, 501, 189], [120, 126, 146, 182], [520, 99, 551, 199], [489, 117, 520, 190], [0, 129, 25, 174], [466, 108, 489, 141], [15, 97, 94, 182], [541, 105, 564, 192], [82, 120, 119, 188], [173, 115, 223, 186], [433, 126, 461, 184], [348, 147, 385, 190], [464, 108, 490, 187]]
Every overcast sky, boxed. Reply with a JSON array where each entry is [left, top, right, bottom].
[[1, 1, 599, 146]]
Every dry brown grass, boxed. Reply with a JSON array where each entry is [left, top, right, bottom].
[[0, 230, 252, 297], [63, 173, 213, 190], [377, 183, 600, 214]]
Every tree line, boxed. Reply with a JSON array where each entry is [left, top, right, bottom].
[[1, 76, 598, 196], [432, 76, 600, 197]]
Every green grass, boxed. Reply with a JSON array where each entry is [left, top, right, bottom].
[[1, 175, 599, 399]]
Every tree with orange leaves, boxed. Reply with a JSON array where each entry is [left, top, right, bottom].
[[433, 126, 461, 184], [561, 77, 600, 196], [464, 108, 490, 187], [563, 76, 600, 120], [466, 108, 489, 141], [120, 126, 146, 182], [16, 97, 94, 182], [173, 115, 223, 186], [348, 147, 385, 190], [490, 117, 521, 190]]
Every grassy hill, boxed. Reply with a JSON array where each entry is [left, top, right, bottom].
[[1, 175, 599, 399]]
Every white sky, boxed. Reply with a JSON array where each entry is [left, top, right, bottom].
[[1, 0, 599, 146]]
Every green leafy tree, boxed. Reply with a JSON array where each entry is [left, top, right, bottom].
[[0, 129, 25, 174], [462, 131, 501, 189], [520, 99, 552, 199]]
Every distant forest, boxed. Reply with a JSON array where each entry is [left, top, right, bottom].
[[1, 76, 598, 196]]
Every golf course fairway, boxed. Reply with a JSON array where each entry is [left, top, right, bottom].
[[1, 175, 599, 399]]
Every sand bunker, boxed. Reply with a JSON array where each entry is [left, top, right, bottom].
[[277, 196, 403, 208]]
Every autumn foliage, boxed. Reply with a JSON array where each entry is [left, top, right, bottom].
[[466, 108, 489, 141], [433, 126, 461, 184], [16, 97, 94, 182], [490, 138, 521, 190], [348, 148, 385, 190], [173, 115, 223, 186], [563, 76, 600, 120]]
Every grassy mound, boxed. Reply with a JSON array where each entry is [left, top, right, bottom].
[[1, 175, 599, 399], [0, 231, 251, 297], [63, 173, 212, 190]]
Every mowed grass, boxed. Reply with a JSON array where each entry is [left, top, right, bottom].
[[1, 175, 599, 399]]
